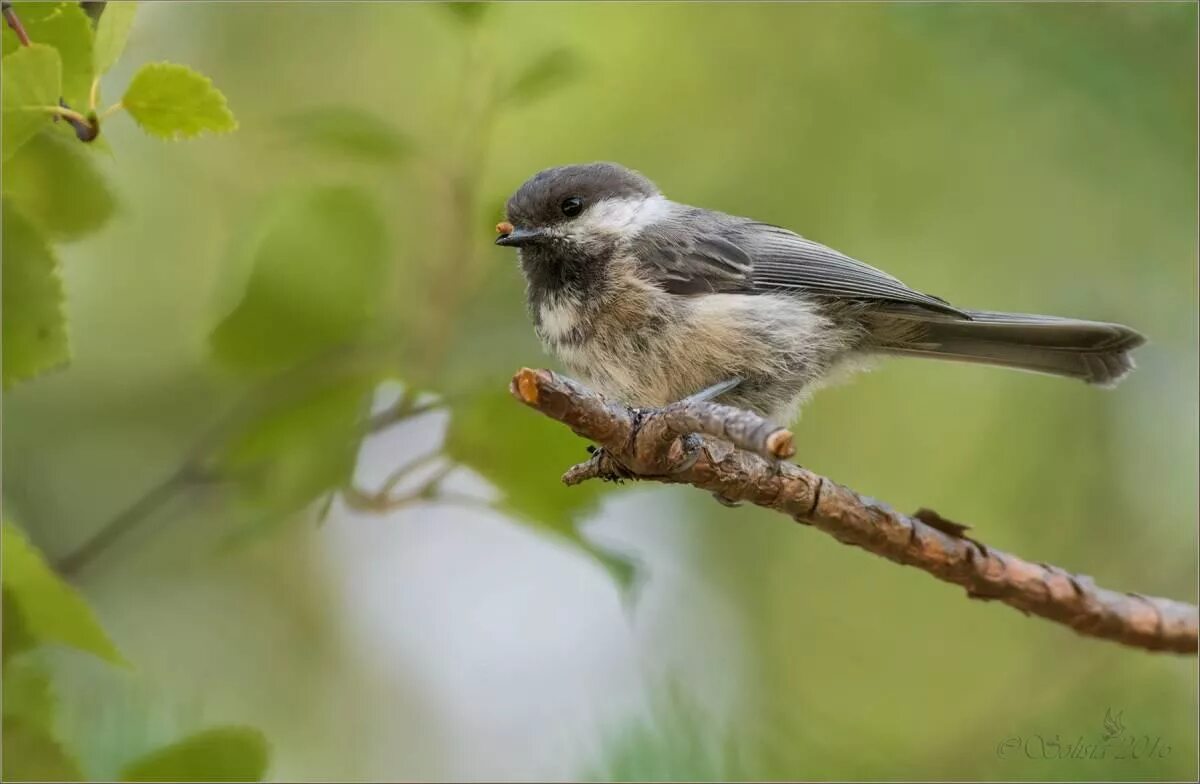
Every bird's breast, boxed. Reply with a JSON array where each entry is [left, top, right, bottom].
[[528, 264, 682, 404], [535, 292, 587, 345]]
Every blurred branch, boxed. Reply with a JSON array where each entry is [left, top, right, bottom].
[[364, 391, 441, 433], [53, 464, 207, 578], [54, 345, 422, 579], [510, 367, 1199, 656], [340, 455, 481, 514]]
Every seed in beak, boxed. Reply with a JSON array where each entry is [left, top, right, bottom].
[[496, 221, 514, 236]]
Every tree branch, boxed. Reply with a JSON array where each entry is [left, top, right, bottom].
[[509, 367, 1199, 656], [55, 345, 418, 579]]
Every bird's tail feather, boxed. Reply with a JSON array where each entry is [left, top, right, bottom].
[[868, 309, 1146, 387]]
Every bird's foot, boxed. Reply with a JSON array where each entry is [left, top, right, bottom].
[[584, 445, 635, 484]]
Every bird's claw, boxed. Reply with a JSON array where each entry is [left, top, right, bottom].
[[585, 445, 635, 484]]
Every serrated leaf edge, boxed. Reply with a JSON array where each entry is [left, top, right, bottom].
[[121, 61, 238, 141], [2, 207, 72, 388]]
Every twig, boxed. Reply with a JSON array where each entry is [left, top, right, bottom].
[[2, 1, 31, 46], [510, 367, 1200, 655], [340, 458, 462, 514], [365, 392, 441, 433], [3, 3, 101, 141], [54, 465, 202, 577]]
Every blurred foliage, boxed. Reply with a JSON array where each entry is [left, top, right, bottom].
[[2, 520, 122, 665], [2, 517, 275, 779], [1, 1, 1196, 781], [504, 47, 584, 107], [586, 693, 747, 782], [2, 203, 69, 387], [216, 371, 378, 533], [92, 1, 135, 76], [1, 2, 272, 778], [1, 44, 62, 157], [4, 132, 116, 241], [3, 718, 85, 781], [445, 387, 637, 588], [277, 106, 411, 164], [120, 726, 269, 782], [209, 187, 389, 373], [439, 1, 488, 29]]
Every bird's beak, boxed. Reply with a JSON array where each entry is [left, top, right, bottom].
[[495, 226, 547, 247]]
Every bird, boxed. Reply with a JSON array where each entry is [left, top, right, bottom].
[[495, 161, 1145, 425]]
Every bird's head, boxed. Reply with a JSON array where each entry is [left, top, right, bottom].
[[495, 162, 665, 265]]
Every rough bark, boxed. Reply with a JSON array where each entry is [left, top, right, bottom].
[[511, 367, 1198, 655]]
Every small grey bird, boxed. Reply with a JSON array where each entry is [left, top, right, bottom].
[[496, 162, 1144, 424]]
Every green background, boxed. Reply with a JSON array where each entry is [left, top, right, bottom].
[[3, 2, 1196, 780]]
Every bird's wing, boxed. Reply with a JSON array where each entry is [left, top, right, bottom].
[[633, 212, 965, 317], [627, 209, 754, 295], [742, 223, 965, 315]]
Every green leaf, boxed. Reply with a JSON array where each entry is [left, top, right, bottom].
[[217, 373, 377, 530], [445, 389, 637, 589], [4, 1, 75, 27], [1, 520, 124, 664], [93, 1, 136, 74], [278, 106, 411, 163], [120, 726, 269, 782], [3, 656, 57, 734], [505, 48, 583, 105], [2, 717, 84, 781], [47, 4, 94, 111], [121, 62, 236, 139], [439, 2, 488, 27], [2, 44, 62, 160], [209, 187, 389, 373], [2, 204, 70, 388], [3, 589, 37, 662], [3, 132, 117, 241], [5, 2, 94, 109]]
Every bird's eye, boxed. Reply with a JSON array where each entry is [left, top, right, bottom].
[[560, 196, 584, 218]]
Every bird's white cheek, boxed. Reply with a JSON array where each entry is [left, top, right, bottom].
[[566, 195, 671, 240]]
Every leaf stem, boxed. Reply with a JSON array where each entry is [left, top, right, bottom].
[[1, 1, 32, 47], [39, 103, 102, 142], [40, 104, 90, 125], [99, 101, 123, 120], [5, 8, 101, 142]]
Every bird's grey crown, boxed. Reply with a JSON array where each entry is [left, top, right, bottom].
[[505, 162, 660, 227]]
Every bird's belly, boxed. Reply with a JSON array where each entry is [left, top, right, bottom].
[[541, 327, 678, 407], [540, 291, 859, 422], [539, 307, 764, 409], [556, 341, 644, 401], [535, 305, 682, 408]]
